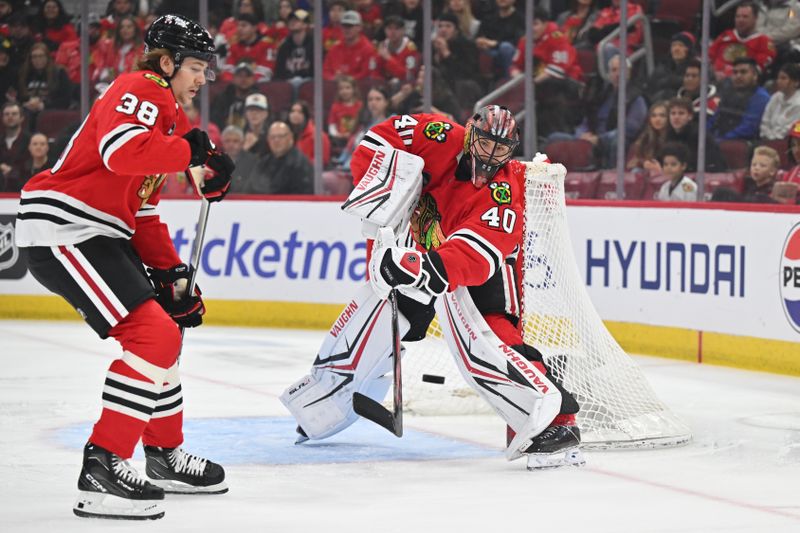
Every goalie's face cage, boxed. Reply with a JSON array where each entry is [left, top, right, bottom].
[[466, 106, 519, 188]]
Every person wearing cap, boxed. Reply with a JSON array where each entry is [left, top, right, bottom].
[[432, 11, 482, 110], [645, 31, 697, 104], [323, 0, 347, 51], [55, 14, 105, 85], [223, 12, 276, 82], [211, 60, 258, 129], [275, 9, 313, 82], [323, 10, 378, 81], [761, 62, 800, 139], [243, 92, 272, 156], [375, 14, 420, 84], [475, 0, 525, 79], [243, 120, 314, 194], [381, 0, 425, 48], [709, 56, 770, 141], [709, 1, 776, 80]]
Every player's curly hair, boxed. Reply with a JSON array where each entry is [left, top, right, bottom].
[[135, 48, 172, 77]]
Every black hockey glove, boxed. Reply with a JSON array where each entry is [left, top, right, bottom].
[[148, 263, 205, 328], [369, 247, 448, 301], [182, 128, 234, 203]]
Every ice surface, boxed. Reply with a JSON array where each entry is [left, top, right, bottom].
[[1, 321, 798, 532]]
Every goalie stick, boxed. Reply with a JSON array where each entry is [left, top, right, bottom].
[[352, 288, 403, 437]]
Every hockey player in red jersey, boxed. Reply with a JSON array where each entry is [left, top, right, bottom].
[[282, 106, 583, 470], [15, 14, 234, 520]]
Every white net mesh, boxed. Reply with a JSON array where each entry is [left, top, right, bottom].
[[399, 161, 692, 449]]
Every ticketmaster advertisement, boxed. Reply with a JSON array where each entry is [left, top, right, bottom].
[[0, 198, 798, 344]]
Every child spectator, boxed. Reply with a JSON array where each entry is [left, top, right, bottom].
[[328, 75, 363, 148], [743, 145, 780, 202], [677, 59, 719, 117], [34, 0, 77, 52], [760, 62, 800, 140], [655, 142, 697, 202], [627, 101, 669, 172], [665, 97, 726, 172]]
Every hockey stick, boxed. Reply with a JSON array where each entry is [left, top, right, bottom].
[[352, 288, 403, 437]]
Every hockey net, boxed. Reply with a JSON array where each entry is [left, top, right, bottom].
[[399, 160, 692, 450]]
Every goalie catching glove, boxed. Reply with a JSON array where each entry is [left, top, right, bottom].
[[368, 227, 448, 301], [183, 128, 234, 202], [148, 263, 205, 328]]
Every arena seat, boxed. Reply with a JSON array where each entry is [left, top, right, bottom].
[[298, 79, 338, 118], [544, 139, 595, 171], [564, 171, 601, 199], [651, 0, 700, 30], [696, 171, 745, 201], [576, 49, 597, 78], [257, 80, 294, 115], [595, 169, 647, 200], [718, 139, 751, 170], [35, 109, 80, 142]]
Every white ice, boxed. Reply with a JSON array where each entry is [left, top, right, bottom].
[[1, 320, 799, 532]]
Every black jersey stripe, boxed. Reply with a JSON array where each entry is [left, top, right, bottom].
[[154, 397, 183, 413], [101, 392, 154, 415], [452, 231, 501, 275], [104, 377, 160, 401], [19, 197, 133, 237], [16, 212, 72, 226]]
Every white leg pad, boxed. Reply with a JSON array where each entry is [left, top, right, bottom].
[[281, 284, 409, 440], [435, 288, 562, 461]]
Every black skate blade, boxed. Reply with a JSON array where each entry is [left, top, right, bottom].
[[73, 509, 165, 520], [353, 392, 402, 437]]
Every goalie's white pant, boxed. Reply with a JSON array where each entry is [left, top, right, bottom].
[[281, 285, 561, 459], [281, 284, 410, 440]]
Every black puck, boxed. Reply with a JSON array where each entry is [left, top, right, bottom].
[[421, 374, 445, 384]]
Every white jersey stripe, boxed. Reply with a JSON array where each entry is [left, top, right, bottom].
[[67, 245, 129, 319], [101, 400, 151, 422], [449, 229, 504, 280], [106, 370, 159, 393], [51, 246, 118, 327], [101, 125, 148, 171], [19, 190, 134, 235], [151, 403, 183, 418]]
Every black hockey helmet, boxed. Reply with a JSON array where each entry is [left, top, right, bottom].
[[145, 14, 216, 78]]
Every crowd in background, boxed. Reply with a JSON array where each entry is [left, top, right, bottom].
[[1, 0, 799, 204]]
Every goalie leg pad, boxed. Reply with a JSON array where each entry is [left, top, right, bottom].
[[434, 288, 562, 461], [280, 284, 410, 440]]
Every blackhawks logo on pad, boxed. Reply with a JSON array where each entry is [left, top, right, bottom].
[[144, 73, 169, 88], [423, 121, 452, 143], [489, 181, 512, 205]]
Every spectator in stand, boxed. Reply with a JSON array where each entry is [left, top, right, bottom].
[[761, 62, 800, 140], [323, 0, 347, 51], [288, 100, 331, 167], [334, 85, 391, 170], [666, 97, 726, 172], [219, 0, 269, 43], [627, 101, 669, 173], [355, 0, 383, 40], [433, 12, 483, 112], [55, 15, 104, 86], [8, 13, 35, 70], [0, 103, 30, 189], [0, 38, 17, 105], [510, 8, 583, 137], [0, 0, 13, 26], [709, 57, 770, 141], [223, 13, 276, 82], [382, 0, 425, 49], [741, 145, 780, 202], [654, 142, 697, 202], [323, 10, 378, 81], [374, 15, 420, 85], [16, 132, 53, 190], [97, 15, 144, 84], [709, 1, 776, 80], [328, 75, 363, 150], [677, 58, 719, 117], [100, 0, 139, 36], [211, 60, 258, 129], [588, 0, 643, 65], [757, 0, 800, 75], [221, 125, 259, 193], [783, 120, 800, 184], [474, 0, 525, 80], [244, 121, 314, 194], [557, 0, 598, 49], [646, 32, 696, 105], [18, 42, 72, 117], [274, 9, 313, 84], [446, 0, 481, 40], [390, 64, 461, 118], [264, 0, 293, 45], [242, 93, 272, 157], [34, 0, 77, 52]]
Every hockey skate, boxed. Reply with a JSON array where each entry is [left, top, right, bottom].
[[73, 442, 165, 520], [524, 425, 585, 470], [144, 446, 228, 494]]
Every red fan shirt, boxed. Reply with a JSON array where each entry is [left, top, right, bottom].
[[512, 22, 583, 81], [323, 34, 378, 80], [709, 29, 776, 77]]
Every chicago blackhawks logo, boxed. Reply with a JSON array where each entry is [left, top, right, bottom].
[[143, 73, 169, 88], [137, 174, 166, 205], [423, 121, 452, 143], [411, 193, 446, 250], [489, 181, 512, 205]]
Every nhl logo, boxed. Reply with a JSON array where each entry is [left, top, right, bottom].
[[0, 222, 19, 273], [780, 222, 800, 334]]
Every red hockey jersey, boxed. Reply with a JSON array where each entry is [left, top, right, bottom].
[[223, 36, 277, 81], [375, 36, 420, 82], [323, 35, 378, 80], [16, 70, 193, 269], [350, 113, 526, 304], [512, 22, 583, 81], [709, 29, 776, 78]]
